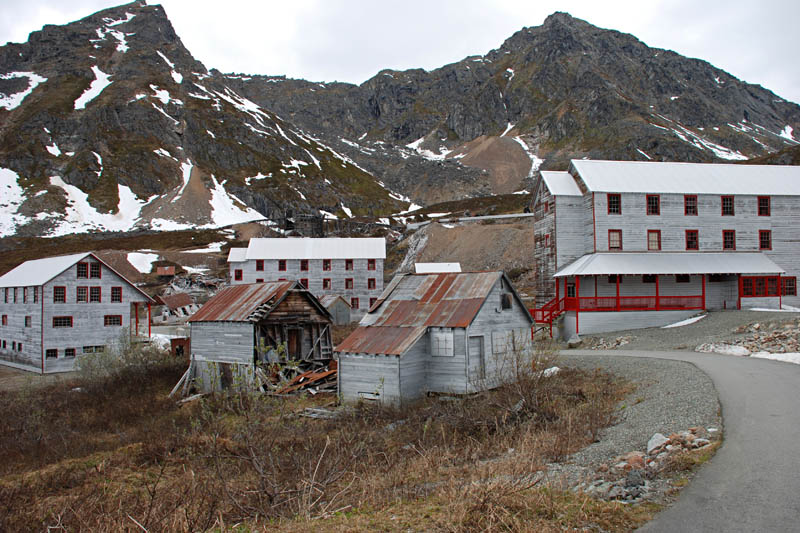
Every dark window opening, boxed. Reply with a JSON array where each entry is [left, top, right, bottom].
[[345, 259, 353, 271], [278, 260, 287, 271], [89, 262, 101, 279], [77, 262, 88, 278], [53, 316, 73, 328], [676, 275, 691, 283], [345, 278, 354, 290], [759, 230, 771, 250], [642, 275, 656, 283], [46, 349, 57, 359], [54, 286, 66, 303], [367, 259, 376, 270], [104, 315, 122, 326], [721, 195, 735, 216], [299, 278, 309, 289], [323, 259, 331, 271], [255, 259, 264, 271], [607, 193, 621, 214], [723, 230, 736, 250], [322, 278, 331, 290], [111, 287, 122, 303], [89, 287, 101, 303], [300, 259, 309, 271], [758, 196, 771, 216], [684, 195, 698, 216], [646, 195, 660, 215], [234, 269, 243, 281], [368, 278, 376, 290]]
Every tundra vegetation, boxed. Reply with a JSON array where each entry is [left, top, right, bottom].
[[0, 337, 660, 532]]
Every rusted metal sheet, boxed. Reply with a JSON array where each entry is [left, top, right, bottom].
[[336, 325, 427, 355], [189, 281, 296, 322], [157, 266, 176, 276], [155, 292, 193, 310]]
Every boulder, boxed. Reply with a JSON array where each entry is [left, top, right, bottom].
[[566, 335, 583, 348], [647, 433, 670, 455]]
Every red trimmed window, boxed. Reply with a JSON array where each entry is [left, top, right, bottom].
[[322, 278, 331, 290], [1, 315, 6, 326], [676, 274, 691, 283], [368, 278, 376, 290], [723, 230, 736, 250], [77, 287, 88, 303], [608, 230, 622, 250], [741, 276, 780, 297], [345, 278, 354, 290], [647, 230, 661, 251], [300, 259, 309, 271], [721, 195, 734, 216], [77, 262, 88, 278], [234, 269, 243, 281], [13, 288, 17, 303], [52, 316, 73, 328], [53, 286, 66, 303], [607, 193, 621, 215], [33, 287, 38, 303], [104, 315, 122, 326], [111, 287, 122, 303], [686, 230, 699, 250], [299, 278, 309, 289], [89, 263, 101, 279], [255, 259, 264, 271], [759, 230, 772, 250], [369, 297, 377, 308], [345, 259, 353, 271], [367, 259, 376, 270], [758, 196, 771, 216], [350, 297, 359, 309], [278, 260, 287, 271], [65, 348, 76, 358], [783, 277, 797, 296], [323, 259, 331, 271], [684, 195, 698, 216], [256, 278, 263, 283], [89, 287, 101, 303], [646, 195, 660, 215], [23, 287, 27, 303]]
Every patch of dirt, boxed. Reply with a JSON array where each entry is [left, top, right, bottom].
[[0, 365, 72, 392], [452, 135, 532, 194]]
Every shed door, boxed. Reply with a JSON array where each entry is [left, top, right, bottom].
[[287, 329, 301, 359], [468, 336, 485, 382]]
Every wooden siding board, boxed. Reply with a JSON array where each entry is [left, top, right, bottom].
[[338, 353, 400, 404]]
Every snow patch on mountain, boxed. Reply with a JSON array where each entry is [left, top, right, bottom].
[[0, 72, 47, 110], [512, 136, 545, 178], [207, 176, 264, 226], [0, 168, 28, 237], [74, 66, 112, 109], [780, 125, 797, 143]]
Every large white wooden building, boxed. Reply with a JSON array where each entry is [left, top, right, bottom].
[[532, 160, 800, 337], [0, 252, 155, 373], [227, 238, 385, 320]]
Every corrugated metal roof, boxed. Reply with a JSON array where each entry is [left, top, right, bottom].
[[189, 281, 296, 322], [0, 252, 92, 287], [414, 262, 462, 273], [571, 160, 800, 195], [244, 237, 386, 260], [541, 170, 583, 196], [227, 247, 247, 262], [335, 326, 427, 355], [555, 252, 785, 277]]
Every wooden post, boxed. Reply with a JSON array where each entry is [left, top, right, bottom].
[[148, 303, 151, 338], [702, 275, 706, 310], [655, 275, 660, 311]]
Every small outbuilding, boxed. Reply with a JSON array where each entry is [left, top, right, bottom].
[[319, 294, 351, 325], [336, 271, 534, 405], [154, 292, 198, 322], [182, 281, 333, 392]]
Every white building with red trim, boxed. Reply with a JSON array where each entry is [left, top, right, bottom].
[[532, 160, 800, 337], [0, 252, 154, 373]]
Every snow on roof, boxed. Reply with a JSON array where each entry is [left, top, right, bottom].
[[0, 252, 92, 287], [555, 252, 785, 277], [541, 170, 582, 196], [244, 237, 386, 260], [414, 262, 462, 273], [570, 160, 800, 195], [227, 247, 247, 262]]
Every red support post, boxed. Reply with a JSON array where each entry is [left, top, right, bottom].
[[576, 276, 580, 334], [655, 275, 660, 311], [616, 274, 620, 312], [779, 274, 782, 309], [702, 275, 706, 310]]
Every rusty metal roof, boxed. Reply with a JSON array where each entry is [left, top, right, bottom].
[[155, 292, 193, 310], [189, 281, 296, 322], [338, 271, 506, 355]]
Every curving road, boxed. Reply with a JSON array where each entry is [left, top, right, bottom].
[[566, 349, 800, 533]]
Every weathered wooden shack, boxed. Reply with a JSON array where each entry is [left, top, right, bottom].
[[184, 281, 333, 392], [319, 294, 351, 325], [335, 271, 534, 405]]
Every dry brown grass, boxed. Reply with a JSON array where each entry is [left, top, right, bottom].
[[0, 344, 653, 532]]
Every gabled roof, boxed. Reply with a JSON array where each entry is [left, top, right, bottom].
[[555, 252, 785, 277], [0, 252, 154, 302], [319, 294, 350, 308], [189, 281, 331, 323], [337, 271, 532, 355], [570, 160, 800, 195], [155, 292, 194, 310], [243, 237, 386, 260], [541, 170, 583, 196], [227, 247, 247, 263]]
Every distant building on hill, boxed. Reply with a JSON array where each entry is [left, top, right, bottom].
[[227, 237, 385, 321]]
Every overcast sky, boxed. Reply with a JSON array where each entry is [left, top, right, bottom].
[[2, 0, 798, 104]]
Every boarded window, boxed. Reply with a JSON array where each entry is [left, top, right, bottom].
[[430, 328, 454, 357], [492, 331, 509, 354]]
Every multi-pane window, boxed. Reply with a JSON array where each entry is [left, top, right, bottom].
[[608, 230, 622, 250], [54, 286, 66, 303], [299, 278, 309, 289], [322, 278, 331, 290], [758, 196, 771, 216], [46, 349, 57, 359], [686, 230, 699, 250], [323, 259, 331, 271], [368, 278, 376, 290], [350, 298, 359, 309], [367, 259, 376, 270], [759, 230, 772, 250], [783, 277, 797, 296], [721, 196, 735, 216], [646, 195, 660, 215], [647, 230, 661, 251], [77, 262, 88, 278], [741, 276, 780, 297], [90, 263, 101, 279], [723, 230, 736, 250], [111, 287, 122, 303], [65, 348, 76, 358], [90, 287, 101, 303], [234, 269, 243, 281], [278, 260, 287, 271], [345, 259, 353, 271], [77, 287, 88, 303], [255, 259, 264, 271], [300, 259, 309, 271], [684, 195, 698, 216], [52, 316, 73, 328], [607, 193, 621, 215], [33, 287, 38, 303], [104, 315, 122, 326], [345, 278, 354, 290]]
